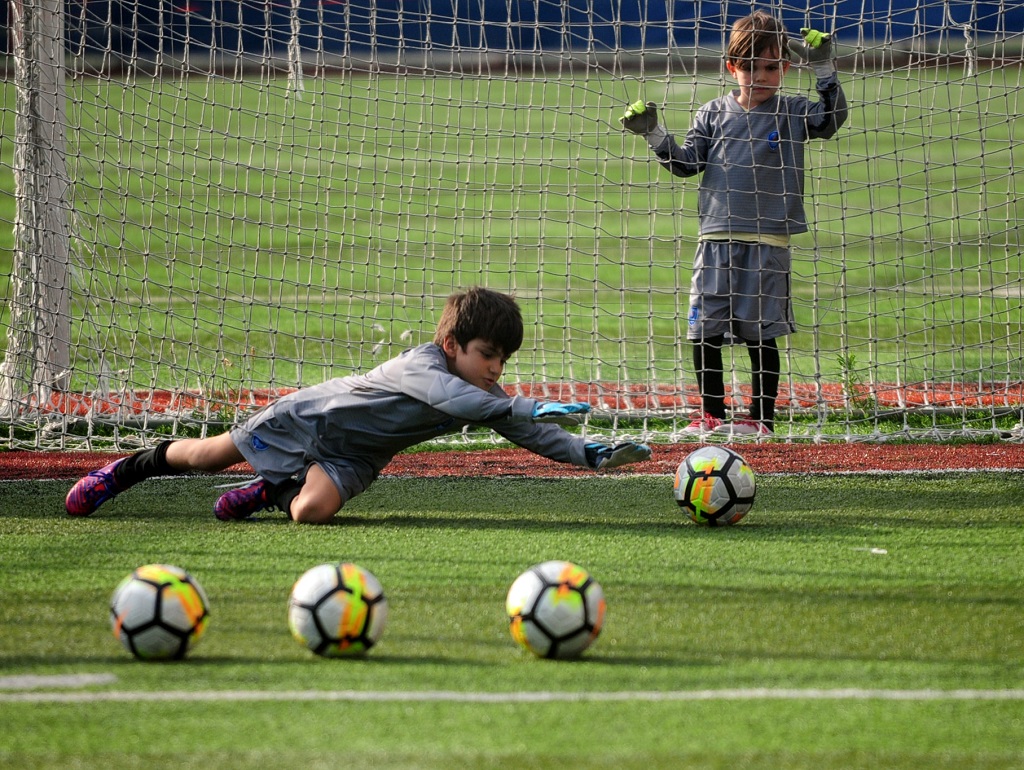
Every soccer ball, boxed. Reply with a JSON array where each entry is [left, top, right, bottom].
[[110, 564, 210, 660], [505, 560, 605, 659], [287, 562, 388, 657], [673, 446, 756, 526]]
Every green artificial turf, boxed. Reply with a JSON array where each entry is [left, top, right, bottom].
[[1, 472, 1022, 768], [2, 70, 1021, 392]]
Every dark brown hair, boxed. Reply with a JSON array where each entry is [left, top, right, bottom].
[[433, 287, 524, 356], [726, 10, 789, 67]]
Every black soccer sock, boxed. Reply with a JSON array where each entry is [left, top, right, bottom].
[[272, 478, 303, 520], [112, 440, 179, 489], [746, 339, 780, 430], [693, 337, 727, 420]]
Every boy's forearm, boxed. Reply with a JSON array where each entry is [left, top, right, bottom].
[[653, 135, 704, 179], [496, 423, 591, 468], [809, 73, 849, 138]]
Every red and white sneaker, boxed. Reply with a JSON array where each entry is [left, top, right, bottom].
[[682, 413, 724, 435], [214, 479, 273, 521], [66, 459, 127, 516], [715, 419, 773, 437]]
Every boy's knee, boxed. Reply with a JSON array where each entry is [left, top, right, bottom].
[[289, 497, 342, 525]]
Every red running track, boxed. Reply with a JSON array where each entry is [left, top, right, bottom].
[[3, 443, 1024, 481]]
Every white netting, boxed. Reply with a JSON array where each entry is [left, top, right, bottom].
[[1, 0, 1022, 449]]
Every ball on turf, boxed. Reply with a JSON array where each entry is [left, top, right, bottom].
[[110, 564, 210, 660], [287, 562, 388, 657], [505, 560, 605, 659], [673, 445, 756, 525]]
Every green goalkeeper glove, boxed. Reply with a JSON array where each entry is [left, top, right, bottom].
[[585, 441, 652, 470], [532, 401, 591, 426], [788, 27, 835, 78], [619, 100, 668, 149]]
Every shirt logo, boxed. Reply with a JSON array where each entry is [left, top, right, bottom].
[[251, 434, 270, 451], [767, 130, 780, 151], [688, 306, 700, 328]]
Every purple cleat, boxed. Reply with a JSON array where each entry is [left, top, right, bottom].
[[214, 479, 273, 521], [66, 459, 126, 516]]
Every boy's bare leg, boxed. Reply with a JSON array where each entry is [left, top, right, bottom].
[[213, 459, 341, 524], [288, 463, 344, 525], [165, 433, 244, 473]]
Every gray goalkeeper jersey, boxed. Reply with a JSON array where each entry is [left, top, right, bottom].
[[652, 73, 848, 237], [232, 342, 591, 491]]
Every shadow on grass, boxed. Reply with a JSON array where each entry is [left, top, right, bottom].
[[17, 474, 1024, 537]]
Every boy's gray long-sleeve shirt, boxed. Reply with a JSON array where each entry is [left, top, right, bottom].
[[242, 342, 592, 477], [651, 73, 848, 237]]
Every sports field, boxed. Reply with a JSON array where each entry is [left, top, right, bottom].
[[2, 455, 1022, 768], [1, 58, 1023, 768]]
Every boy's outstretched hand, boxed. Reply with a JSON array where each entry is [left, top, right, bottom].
[[788, 27, 835, 78], [620, 100, 669, 148], [586, 441, 653, 470], [619, 100, 659, 135], [532, 401, 591, 426]]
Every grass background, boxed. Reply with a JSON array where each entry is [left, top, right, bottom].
[[2, 470, 1022, 767], [1, 68, 1022, 396]]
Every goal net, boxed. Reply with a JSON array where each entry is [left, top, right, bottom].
[[1, 0, 1022, 450]]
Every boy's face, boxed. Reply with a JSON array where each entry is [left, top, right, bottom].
[[441, 335, 508, 391], [726, 45, 789, 109]]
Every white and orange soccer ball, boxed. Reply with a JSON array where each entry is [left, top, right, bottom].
[[287, 562, 388, 657], [110, 564, 210, 660], [505, 560, 605, 659], [674, 446, 756, 526]]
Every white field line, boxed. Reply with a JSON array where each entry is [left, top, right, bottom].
[[3, 688, 1024, 704], [0, 674, 118, 689]]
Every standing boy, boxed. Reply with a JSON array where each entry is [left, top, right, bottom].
[[621, 12, 848, 436], [67, 287, 651, 523]]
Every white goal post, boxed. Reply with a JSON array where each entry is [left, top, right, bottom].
[[1, 0, 1022, 449]]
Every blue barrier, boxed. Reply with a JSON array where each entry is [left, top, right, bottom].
[[63, 0, 1019, 57]]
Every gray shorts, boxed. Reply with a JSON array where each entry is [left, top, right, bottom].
[[687, 240, 795, 342], [230, 406, 374, 505]]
